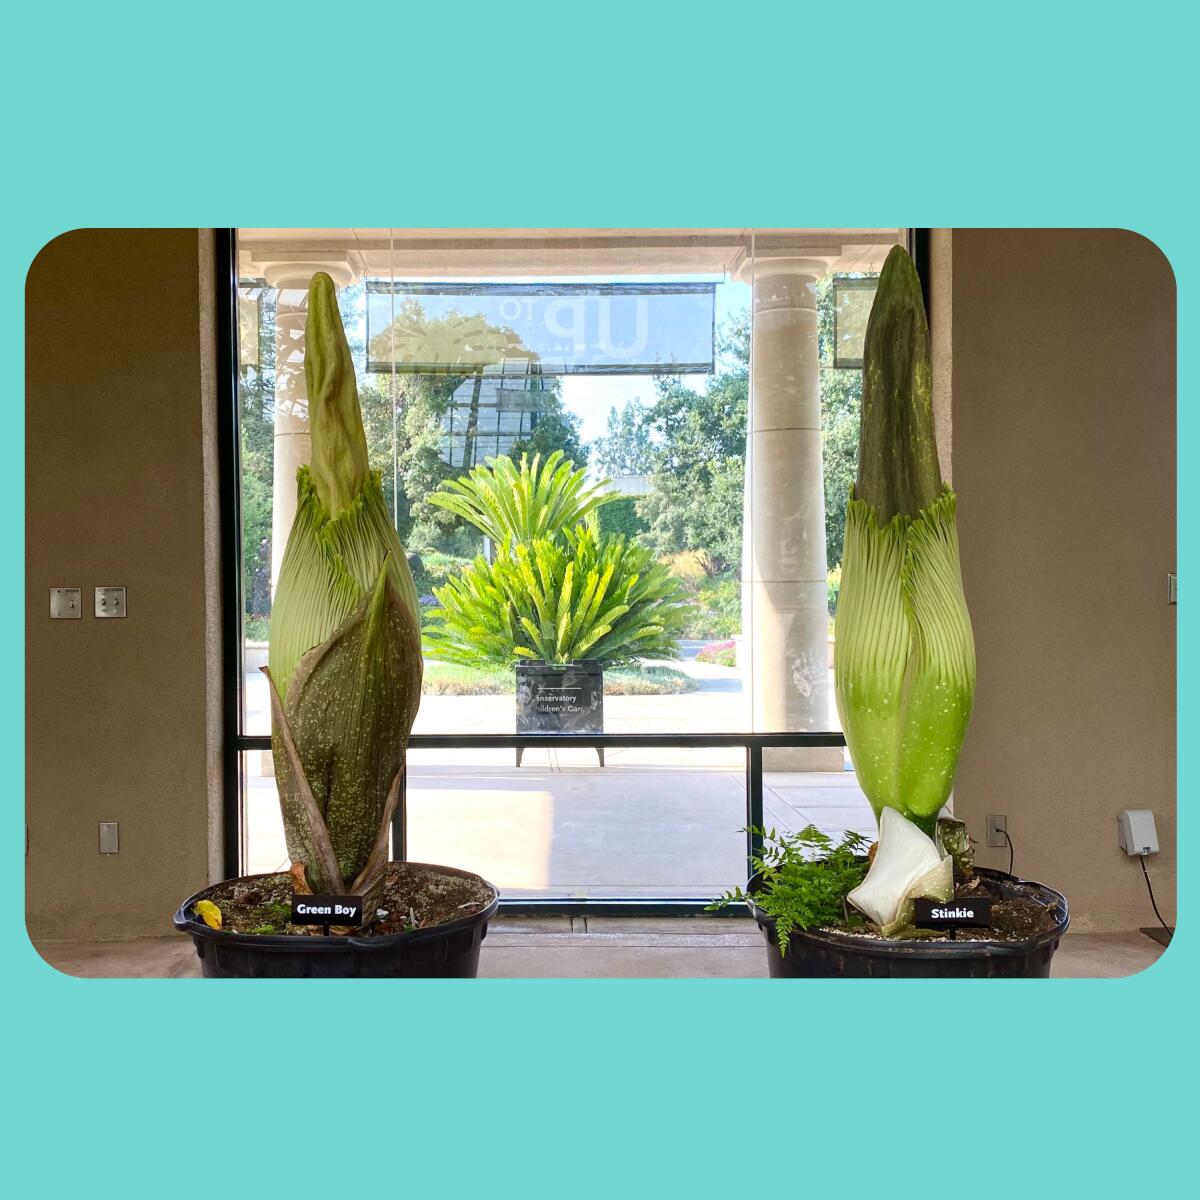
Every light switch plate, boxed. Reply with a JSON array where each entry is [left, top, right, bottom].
[[99, 822, 119, 854], [50, 587, 82, 619], [95, 586, 127, 618]]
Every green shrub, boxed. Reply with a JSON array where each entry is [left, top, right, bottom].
[[423, 524, 694, 668], [411, 549, 473, 599], [421, 661, 698, 696], [411, 521, 482, 559], [826, 564, 841, 619], [428, 450, 613, 544], [680, 575, 741, 640], [421, 662, 514, 695], [605, 666, 697, 695], [596, 495, 649, 540], [244, 616, 270, 643]]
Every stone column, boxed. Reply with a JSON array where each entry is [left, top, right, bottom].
[[741, 253, 843, 771], [259, 261, 356, 593]]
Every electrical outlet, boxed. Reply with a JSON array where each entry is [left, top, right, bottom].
[[1118, 809, 1159, 856], [986, 814, 1008, 849], [99, 822, 119, 854]]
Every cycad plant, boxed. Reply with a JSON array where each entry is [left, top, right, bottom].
[[834, 245, 977, 934], [428, 449, 610, 544], [265, 273, 423, 923], [424, 523, 692, 668]]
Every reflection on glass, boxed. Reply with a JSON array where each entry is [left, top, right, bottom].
[[235, 231, 906, 889], [237, 234, 766, 738], [831, 277, 877, 368]]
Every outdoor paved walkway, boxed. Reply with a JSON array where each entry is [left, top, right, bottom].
[[246, 760, 873, 898]]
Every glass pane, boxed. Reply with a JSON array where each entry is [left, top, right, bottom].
[[235, 229, 907, 891], [407, 747, 746, 899], [742, 232, 905, 778], [236, 273, 375, 734], [241, 750, 286, 876], [239, 748, 876, 899]]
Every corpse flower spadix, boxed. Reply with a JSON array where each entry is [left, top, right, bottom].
[[847, 808, 954, 935], [835, 246, 976, 933], [265, 273, 423, 922]]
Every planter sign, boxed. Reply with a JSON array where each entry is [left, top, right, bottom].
[[515, 660, 605, 767], [912, 898, 993, 929], [290, 895, 365, 927]]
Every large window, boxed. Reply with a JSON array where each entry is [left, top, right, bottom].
[[227, 228, 909, 902]]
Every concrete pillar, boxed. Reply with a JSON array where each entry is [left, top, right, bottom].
[[741, 253, 842, 771], [259, 261, 356, 593]]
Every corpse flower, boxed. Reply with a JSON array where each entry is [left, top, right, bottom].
[[835, 246, 977, 934], [265, 272, 423, 922]]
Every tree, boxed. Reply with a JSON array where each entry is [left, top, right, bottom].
[[508, 380, 589, 469], [611, 281, 865, 576], [636, 312, 749, 576], [358, 369, 465, 545], [238, 286, 277, 620], [817, 274, 866, 568], [596, 398, 653, 475]]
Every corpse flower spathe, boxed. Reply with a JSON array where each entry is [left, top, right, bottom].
[[265, 273, 423, 923]]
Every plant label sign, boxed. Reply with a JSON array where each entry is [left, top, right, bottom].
[[290, 895, 364, 926], [535, 685, 586, 717], [912, 898, 993, 928]]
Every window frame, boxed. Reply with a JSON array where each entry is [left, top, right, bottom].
[[217, 228, 931, 914]]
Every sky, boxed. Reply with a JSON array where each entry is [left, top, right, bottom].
[[558, 275, 749, 444]]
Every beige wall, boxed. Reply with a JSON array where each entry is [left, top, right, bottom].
[[948, 229, 1176, 932], [26, 229, 215, 940]]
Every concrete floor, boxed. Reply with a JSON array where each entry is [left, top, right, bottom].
[[32, 921, 1164, 980]]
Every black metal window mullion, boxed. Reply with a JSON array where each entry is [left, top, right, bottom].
[[746, 743, 763, 873], [216, 229, 245, 881]]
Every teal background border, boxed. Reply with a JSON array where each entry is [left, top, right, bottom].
[[3, 3, 1194, 1194]]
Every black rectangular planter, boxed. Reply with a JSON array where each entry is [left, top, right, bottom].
[[515, 660, 604, 766]]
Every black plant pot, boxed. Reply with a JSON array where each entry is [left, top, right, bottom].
[[515, 659, 604, 766], [174, 863, 499, 979], [747, 868, 1069, 979]]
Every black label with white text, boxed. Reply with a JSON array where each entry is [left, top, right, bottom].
[[912, 898, 993, 928], [290, 895, 364, 926]]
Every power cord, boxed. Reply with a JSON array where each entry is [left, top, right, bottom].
[[1140, 854, 1173, 942], [1000, 828, 1015, 877]]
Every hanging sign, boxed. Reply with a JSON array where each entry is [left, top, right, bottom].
[[832, 277, 877, 368], [366, 281, 716, 376]]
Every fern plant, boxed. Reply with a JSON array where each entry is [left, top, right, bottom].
[[428, 450, 612, 544], [423, 524, 693, 667], [711, 827, 870, 953]]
